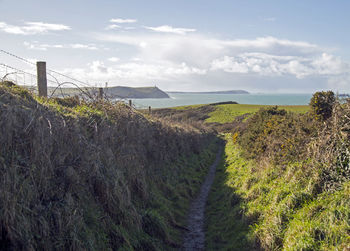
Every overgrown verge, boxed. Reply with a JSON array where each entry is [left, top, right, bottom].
[[206, 96, 350, 250], [0, 81, 218, 250]]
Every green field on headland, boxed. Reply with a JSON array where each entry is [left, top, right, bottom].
[[204, 104, 309, 123]]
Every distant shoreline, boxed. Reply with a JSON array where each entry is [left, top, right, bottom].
[[167, 90, 249, 94]]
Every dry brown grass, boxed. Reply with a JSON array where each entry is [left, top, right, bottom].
[[0, 82, 216, 250], [308, 100, 350, 191]]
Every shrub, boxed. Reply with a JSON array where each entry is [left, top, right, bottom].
[[309, 91, 335, 121], [233, 106, 316, 162]]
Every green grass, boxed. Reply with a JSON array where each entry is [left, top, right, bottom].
[[206, 134, 350, 250], [205, 147, 256, 250], [283, 185, 350, 250], [169, 103, 309, 124], [172, 104, 204, 110], [206, 104, 309, 123]]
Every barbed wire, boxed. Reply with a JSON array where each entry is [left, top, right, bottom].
[[0, 63, 36, 78], [0, 63, 36, 86], [0, 49, 36, 66], [0, 49, 155, 110], [47, 69, 92, 88], [0, 63, 57, 85], [0, 62, 122, 104], [0, 48, 93, 88]]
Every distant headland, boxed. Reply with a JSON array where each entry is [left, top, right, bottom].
[[105, 86, 170, 99], [43, 86, 170, 99], [167, 90, 249, 94]]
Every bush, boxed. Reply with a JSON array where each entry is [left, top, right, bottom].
[[309, 91, 335, 121], [233, 106, 316, 162]]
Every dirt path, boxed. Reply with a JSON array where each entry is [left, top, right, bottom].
[[182, 147, 223, 251]]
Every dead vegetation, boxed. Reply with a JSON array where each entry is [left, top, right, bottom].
[[0, 81, 217, 250]]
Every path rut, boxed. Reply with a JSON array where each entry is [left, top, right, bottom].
[[182, 147, 223, 251]]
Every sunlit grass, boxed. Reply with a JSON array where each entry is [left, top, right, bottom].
[[170, 103, 309, 124], [206, 134, 350, 250], [206, 104, 310, 123]]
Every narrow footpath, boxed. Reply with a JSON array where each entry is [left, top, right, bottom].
[[182, 146, 223, 251]]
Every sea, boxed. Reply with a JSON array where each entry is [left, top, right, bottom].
[[130, 93, 312, 109]]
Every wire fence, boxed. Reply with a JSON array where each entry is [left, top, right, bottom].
[[0, 49, 145, 108]]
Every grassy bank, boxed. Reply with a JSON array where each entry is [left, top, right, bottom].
[[0, 81, 218, 250], [206, 97, 350, 250], [207, 135, 350, 250]]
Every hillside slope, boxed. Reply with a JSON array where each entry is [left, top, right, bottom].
[[105, 86, 170, 99], [0, 81, 216, 250], [47, 86, 170, 99]]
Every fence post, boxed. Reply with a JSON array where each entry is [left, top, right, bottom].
[[149, 106, 152, 115], [36, 61, 47, 97], [98, 87, 103, 100], [129, 100, 132, 107]]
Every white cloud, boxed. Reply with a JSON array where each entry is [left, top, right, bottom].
[[59, 60, 206, 86], [110, 18, 137, 24], [210, 52, 348, 79], [70, 43, 98, 50], [23, 41, 47, 51], [24, 41, 98, 50], [0, 21, 71, 35], [211, 56, 249, 73], [108, 57, 120, 62], [328, 74, 350, 91], [144, 25, 196, 35], [83, 32, 350, 91], [311, 53, 347, 75], [105, 24, 121, 30], [95, 34, 321, 70], [221, 36, 318, 53]]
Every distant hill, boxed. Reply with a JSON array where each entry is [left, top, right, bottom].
[[42, 86, 170, 99], [168, 90, 249, 94], [105, 86, 169, 99]]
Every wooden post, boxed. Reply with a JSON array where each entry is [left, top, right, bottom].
[[36, 61, 47, 97], [129, 100, 132, 107], [98, 87, 103, 100], [149, 106, 152, 115]]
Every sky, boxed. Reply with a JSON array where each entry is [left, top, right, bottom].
[[0, 0, 350, 93]]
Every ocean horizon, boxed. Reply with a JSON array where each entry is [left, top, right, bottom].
[[130, 93, 313, 109]]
